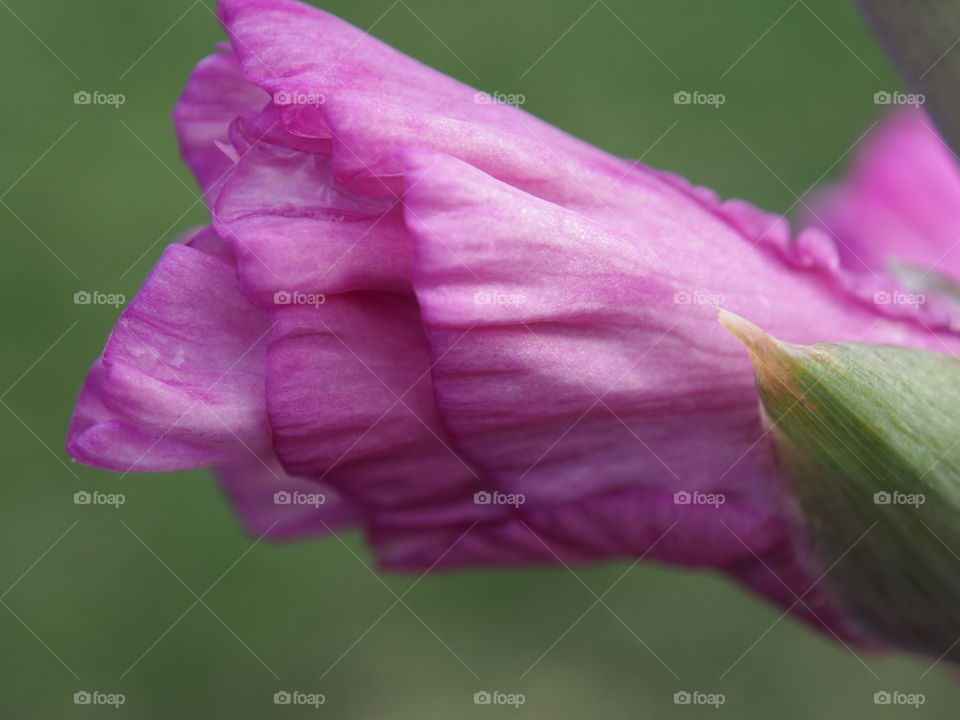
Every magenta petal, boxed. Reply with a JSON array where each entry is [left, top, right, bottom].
[[399, 151, 788, 554], [228, 212, 412, 305], [371, 494, 865, 643], [809, 108, 960, 281], [375, 488, 783, 569], [66, 242, 272, 472], [217, 453, 360, 539], [397, 148, 960, 559], [265, 293, 490, 521]]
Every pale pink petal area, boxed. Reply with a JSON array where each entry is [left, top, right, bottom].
[[210, 126, 410, 305], [217, 453, 360, 539], [809, 108, 960, 281], [172, 48, 269, 198], [66, 242, 272, 471], [67, 360, 236, 472]]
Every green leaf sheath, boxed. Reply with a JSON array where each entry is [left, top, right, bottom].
[[721, 310, 960, 662]]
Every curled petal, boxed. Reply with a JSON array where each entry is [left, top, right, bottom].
[[172, 49, 268, 198]]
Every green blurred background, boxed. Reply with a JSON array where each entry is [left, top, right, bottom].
[[0, 0, 952, 716]]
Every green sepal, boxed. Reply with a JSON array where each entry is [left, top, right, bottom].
[[720, 309, 960, 663]]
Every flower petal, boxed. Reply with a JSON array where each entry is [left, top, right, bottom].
[[172, 49, 269, 199], [217, 0, 634, 205], [264, 293, 497, 526], [66, 241, 272, 472], [809, 108, 960, 281], [217, 453, 360, 539], [211, 128, 409, 306], [215, 1, 960, 332], [398, 148, 960, 559]]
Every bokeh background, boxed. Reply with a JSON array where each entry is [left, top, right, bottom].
[[0, 0, 952, 716]]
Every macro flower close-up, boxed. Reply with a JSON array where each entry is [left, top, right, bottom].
[[4, 0, 960, 716]]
